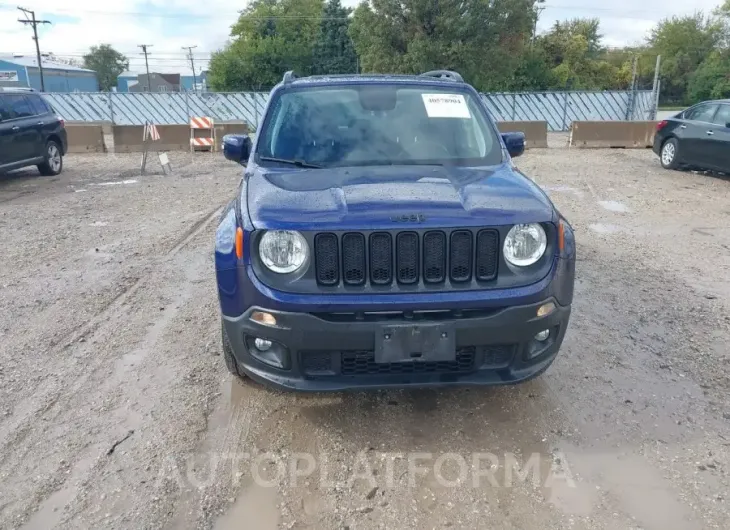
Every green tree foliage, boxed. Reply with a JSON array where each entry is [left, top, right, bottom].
[[207, 0, 730, 106], [647, 13, 723, 104], [312, 0, 358, 75], [349, 0, 538, 91], [82, 44, 129, 92], [208, 0, 324, 90]]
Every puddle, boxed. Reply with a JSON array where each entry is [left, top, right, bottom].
[[213, 481, 279, 530], [549, 445, 701, 530], [588, 223, 621, 234], [598, 200, 629, 213]]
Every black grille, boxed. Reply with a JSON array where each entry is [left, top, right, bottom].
[[314, 233, 339, 285], [342, 233, 366, 285], [449, 230, 473, 282], [369, 233, 393, 285], [313, 228, 499, 288], [423, 231, 446, 283], [340, 349, 475, 376], [396, 232, 419, 284], [475, 230, 499, 281]]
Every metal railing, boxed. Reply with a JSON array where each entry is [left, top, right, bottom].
[[44, 89, 656, 132]]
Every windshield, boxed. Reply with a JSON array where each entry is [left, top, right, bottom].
[[256, 84, 502, 168]]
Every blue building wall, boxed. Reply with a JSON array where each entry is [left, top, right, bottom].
[[117, 75, 137, 92], [0, 59, 29, 86], [0, 59, 98, 92]]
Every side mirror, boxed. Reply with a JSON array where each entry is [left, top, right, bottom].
[[222, 134, 252, 166], [501, 132, 525, 158]]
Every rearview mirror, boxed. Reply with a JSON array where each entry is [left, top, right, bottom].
[[222, 134, 252, 166], [501, 132, 525, 158]]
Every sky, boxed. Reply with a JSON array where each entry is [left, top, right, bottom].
[[0, 0, 725, 75]]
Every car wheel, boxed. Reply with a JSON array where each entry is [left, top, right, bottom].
[[221, 319, 248, 381], [660, 138, 680, 170], [38, 140, 63, 176]]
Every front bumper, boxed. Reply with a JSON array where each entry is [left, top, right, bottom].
[[223, 298, 571, 392]]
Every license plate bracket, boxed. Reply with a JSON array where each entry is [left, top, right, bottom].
[[374, 323, 456, 363]]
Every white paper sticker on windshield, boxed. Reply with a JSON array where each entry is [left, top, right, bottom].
[[421, 94, 471, 118]]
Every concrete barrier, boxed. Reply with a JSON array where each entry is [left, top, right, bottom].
[[112, 125, 190, 153], [496, 121, 548, 148], [569, 121, 658, 148], [65, 124, 106, 153]]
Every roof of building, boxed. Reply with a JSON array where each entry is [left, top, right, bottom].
[[0, 55, 95, 73]]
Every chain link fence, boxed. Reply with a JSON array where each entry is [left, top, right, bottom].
[[45, 89, 656, 132]]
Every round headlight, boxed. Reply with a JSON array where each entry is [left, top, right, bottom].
[[259, 230, 309, 273], [503, 224, 547, 267]]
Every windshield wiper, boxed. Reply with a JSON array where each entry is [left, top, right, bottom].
[[258, 156, 322, 169]]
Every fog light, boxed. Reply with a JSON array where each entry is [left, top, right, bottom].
[[254, 338, 272, 351], [535, 329, 550, 341], [536, 302, 556, 317], [251, 311, 277, 326]]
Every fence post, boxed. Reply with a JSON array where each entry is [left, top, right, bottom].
[[561, 92, 569, 132], [108, 91, 115, 125], [650, 55, 661, 120], [184, 90, 191, 123], [511, 93, 516, 120]]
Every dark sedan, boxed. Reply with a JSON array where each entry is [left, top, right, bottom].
[[653, 99, 730, 174]]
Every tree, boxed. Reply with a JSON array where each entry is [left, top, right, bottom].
[[208, 0, 323, 91], [312, 0, 357, 75], [349, 0, 539, 91], [648, 13, 723, 104], [82, 44, 129, 92]]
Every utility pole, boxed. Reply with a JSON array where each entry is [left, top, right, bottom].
[[138, 44, 153, 91], [532, 6, 545, 47], [625, 55, 638, 120], [17, 7, 51, 92], [182, 46, 197, 93]]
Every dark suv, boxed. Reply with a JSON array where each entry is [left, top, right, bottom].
[[0, 90, 67, 176]]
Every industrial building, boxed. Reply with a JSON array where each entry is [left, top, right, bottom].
[[0, 55, 99, 92], [117, 70, 208, 92]]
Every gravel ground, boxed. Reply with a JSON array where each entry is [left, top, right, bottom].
[[0, 142, 729, 530]]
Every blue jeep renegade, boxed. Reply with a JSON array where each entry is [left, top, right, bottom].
[[215, 70, 575, 391]]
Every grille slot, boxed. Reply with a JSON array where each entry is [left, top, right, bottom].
[[314, 233, 339, 285], [449, 230, 473, 282], [423, 231, 446, 283], [342, 233, 366, 285], [396, 232, 419, 284], [369, 233, 393, 285], [475, 230, 499, 281], [340, 349, 475, 376]]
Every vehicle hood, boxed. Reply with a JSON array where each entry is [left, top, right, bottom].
[[245, 163, 555, 231]]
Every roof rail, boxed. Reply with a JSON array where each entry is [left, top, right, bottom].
[[282, 70, 297, 84], [420, 70, 464, 83]]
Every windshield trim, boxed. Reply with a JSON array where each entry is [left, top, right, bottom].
[[253, 82, 503, 169]]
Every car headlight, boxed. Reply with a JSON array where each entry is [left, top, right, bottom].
[[259, 230, 308, 273], [503, 224, 547, 267]]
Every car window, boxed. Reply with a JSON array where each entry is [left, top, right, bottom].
[[3, 95, 35, 118], [684, 104, 718, 123], [0, 96, 12, 121], [28, 95, 51, 115], [711, 104, 730, 127], [257, 85, 501, 168]]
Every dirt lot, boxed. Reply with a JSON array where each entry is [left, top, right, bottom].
[[1, 144, 729, 530]]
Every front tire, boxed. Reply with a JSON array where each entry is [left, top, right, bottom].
[[660, 138, 680, 170], [38, 140, 63, 176], [222, 320, 248, 380]]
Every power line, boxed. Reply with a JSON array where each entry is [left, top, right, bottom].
[[17, 6, 51, 91]]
